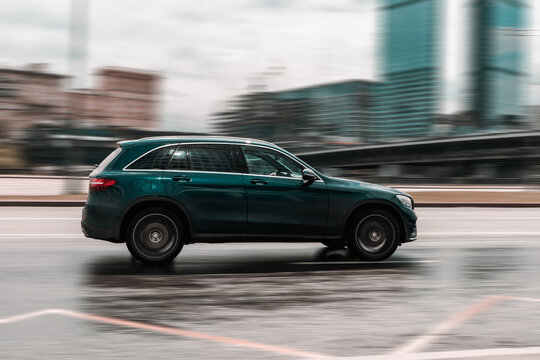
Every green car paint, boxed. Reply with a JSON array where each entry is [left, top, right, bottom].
[[82, 136, 417, 264]]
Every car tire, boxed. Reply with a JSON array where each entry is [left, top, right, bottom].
[[126, 207, 185, 264], [321, 239, 346, 249], [346, 209, 399, 261]]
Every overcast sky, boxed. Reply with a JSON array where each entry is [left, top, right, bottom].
[[1, 0, 539, 132]]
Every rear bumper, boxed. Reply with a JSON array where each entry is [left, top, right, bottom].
[[81, 206, 122, 243], [81, 220, 122, 243]]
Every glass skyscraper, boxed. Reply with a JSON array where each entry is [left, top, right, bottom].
[[469, 0, 528, 129], [377, 0, 441, 141]]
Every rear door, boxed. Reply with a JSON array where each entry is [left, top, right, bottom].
[[162, 143, 247, 235]]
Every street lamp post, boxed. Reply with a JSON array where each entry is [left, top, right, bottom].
[[64, 0, 89, 194]]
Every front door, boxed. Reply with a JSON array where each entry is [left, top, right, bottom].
[[241, 145, 328, 236]]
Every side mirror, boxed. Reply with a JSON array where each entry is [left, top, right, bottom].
[[302, 168, 317, 184]]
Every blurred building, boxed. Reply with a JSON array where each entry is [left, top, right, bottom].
[[0, 64, 67, 138], [376, 0, 441, 141], [527, 105, 540, 130], [0, 64, 161, 138], [212, 80, 376, 150], [69, 67, 161, 130], [468, 0, 529, 129]]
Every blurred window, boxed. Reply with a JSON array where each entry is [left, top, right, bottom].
[[242, 146, 303, 178], [167, 146, 189, 170], [188, 144, 244, 173], [127, 145, 176, 170]]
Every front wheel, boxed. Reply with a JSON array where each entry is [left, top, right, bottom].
[[346, 209, 399, 261], [126, 207, 184, 264]]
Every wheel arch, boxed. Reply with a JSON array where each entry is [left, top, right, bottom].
[[119, 196, 193, 243], [342, 200, 407, 245]]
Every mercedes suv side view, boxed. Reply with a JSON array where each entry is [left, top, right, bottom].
[[81, 136, 417, 264]]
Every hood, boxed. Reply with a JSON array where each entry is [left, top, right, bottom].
[[328, 176, 407, 196]]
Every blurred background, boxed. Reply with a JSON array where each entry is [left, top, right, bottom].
[[2, 3, 540, 360], [0, 0, 539, 187]]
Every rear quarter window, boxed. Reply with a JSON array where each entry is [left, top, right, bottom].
[[126, 145, 177, 170], [90, 147, 122, 176]]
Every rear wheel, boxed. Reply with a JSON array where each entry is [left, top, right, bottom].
[[126, 207, 184, 264], [346, 209, 399, 261]]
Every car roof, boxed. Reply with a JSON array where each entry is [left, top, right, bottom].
[[118, 136, 278, 149]]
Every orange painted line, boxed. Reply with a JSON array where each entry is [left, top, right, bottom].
[[58, 309, 327, 359], [391, 295, 507, 355]]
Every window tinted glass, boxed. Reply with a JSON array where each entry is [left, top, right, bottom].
[[127, 145, 176, 170], [167, 145, 189, 170], [94, 147, 122, 173], [189, 144, 244, 173], [242, 146, 303, 178]]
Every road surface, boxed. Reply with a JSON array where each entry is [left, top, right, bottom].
[[1, 207, 540, 359]]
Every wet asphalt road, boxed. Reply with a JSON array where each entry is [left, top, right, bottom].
[[1, 207, 540, 360]]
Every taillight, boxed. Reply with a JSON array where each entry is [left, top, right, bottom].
[[89, 178, 116, 192]]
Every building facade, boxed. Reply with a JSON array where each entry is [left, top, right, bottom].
[[0, 64, 67, 137], [468, 0, 528, 129], [212, 80, 376, 150], [376, 0, 441, 141], [0, 64, 161, 138]]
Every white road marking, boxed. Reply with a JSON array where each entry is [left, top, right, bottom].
[[0, 309, 65, 324], [0, 218, 80, 220], [341, 346, 540, 360], [420, 231, 540, 236], [420, 217, 540, 221], [0, 234, 82, 237], [505, 296, 540, 303]]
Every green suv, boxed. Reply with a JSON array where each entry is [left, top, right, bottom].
[[81, 136, 417, 264]]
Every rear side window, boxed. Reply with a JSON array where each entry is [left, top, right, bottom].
[[188, 144, 244, 173], [126, 145, 177, 170]]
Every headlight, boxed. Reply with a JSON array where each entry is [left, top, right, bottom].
[[396, 195, 413, 209]]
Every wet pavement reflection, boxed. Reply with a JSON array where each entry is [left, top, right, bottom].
[[1, 238, 540, 359]]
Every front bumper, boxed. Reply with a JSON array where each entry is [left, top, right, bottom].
[[405, 224, 417, 242]]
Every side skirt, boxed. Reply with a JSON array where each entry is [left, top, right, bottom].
[[188, 234, 341, 244]]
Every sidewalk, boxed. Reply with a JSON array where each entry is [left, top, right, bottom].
[[2, 176, 540, 206]]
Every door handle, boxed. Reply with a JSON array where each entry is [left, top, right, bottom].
[[250, 178, 267, 185], [173, 175, 191, 182]]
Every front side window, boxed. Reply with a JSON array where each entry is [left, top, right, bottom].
[[126, 145, 176, 170], [167, 145, 189, 170], [188, 144, 244, 173], [242, 146, 303, 178]]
